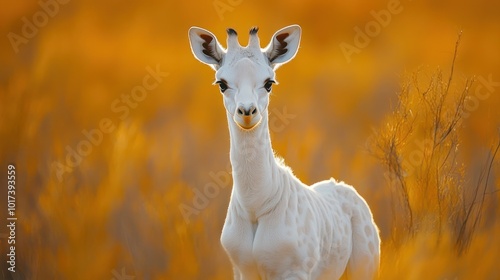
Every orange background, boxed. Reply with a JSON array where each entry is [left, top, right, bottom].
[[1, 0, 499, 279]]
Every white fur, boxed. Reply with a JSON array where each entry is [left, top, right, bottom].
[[189, 24, 380, 279]]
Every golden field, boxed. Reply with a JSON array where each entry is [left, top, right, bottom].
[[1, 0, 499, 279]]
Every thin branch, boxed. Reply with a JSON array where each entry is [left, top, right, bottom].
[[456, 138, 500, 254], [445, 31, 462, 95], [470, 138, 500, 236], [436, 79, 472, 146]]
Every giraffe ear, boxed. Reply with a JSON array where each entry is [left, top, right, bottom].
[[188, 27, 225, 70], [264, 25, 301, 69]]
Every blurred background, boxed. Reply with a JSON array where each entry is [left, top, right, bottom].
[[1, 0, 499, 279]]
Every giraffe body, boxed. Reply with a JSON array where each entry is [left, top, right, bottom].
[[188, 25, 380, 279]]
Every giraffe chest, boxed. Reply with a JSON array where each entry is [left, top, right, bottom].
[[220, 207, 259, 275], [220, 198, 322, 271]]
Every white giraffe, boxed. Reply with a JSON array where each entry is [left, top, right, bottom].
[[188, 24, 380, 280]]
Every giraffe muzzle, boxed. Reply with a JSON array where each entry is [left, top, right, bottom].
[[234, 105, 261, 130]]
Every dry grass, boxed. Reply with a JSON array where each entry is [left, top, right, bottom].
[[369, 35, 500, 279], [1, 1, 499, 279]]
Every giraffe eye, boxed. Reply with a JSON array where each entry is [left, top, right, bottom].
[[264, 80, 275, 92], [216, 80, 228, 93]]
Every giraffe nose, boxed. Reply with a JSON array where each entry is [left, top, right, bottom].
[[236, 105, 258, 117], [234, 103, 262, 129]]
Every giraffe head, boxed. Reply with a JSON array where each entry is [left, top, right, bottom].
[[188, 25, 301, 130]]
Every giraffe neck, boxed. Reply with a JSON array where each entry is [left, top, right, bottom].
[[227, 110, 281, 216]]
